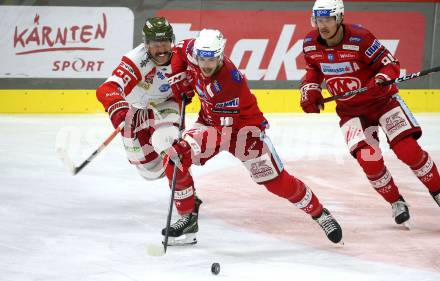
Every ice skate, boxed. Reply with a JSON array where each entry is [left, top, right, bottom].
[[431, 190, 440, 207], [162, 197, 202, 246], [313, 208, 343, 244], [391, 196, 410, 229]]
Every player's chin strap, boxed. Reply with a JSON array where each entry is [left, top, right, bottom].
[[322, 65, 440, 104]]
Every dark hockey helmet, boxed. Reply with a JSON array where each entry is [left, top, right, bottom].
[[142, 17, 175, 43]]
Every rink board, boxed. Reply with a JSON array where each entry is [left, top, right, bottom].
[[0, 89, 439, 113]]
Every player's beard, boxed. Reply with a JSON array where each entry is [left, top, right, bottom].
[[201, 67, 216, 77], [200, 62, 222, 78]]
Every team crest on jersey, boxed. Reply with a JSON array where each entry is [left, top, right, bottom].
[[327, 53, 335, 62], [304, 37, 313, 43], [326, 76, 361, 101], [365, 39, 382, 58], [320, 62, 354, 75], [144, 68, 155, 84]]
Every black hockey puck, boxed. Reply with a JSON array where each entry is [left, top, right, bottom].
[[211, 262, 220, 275]]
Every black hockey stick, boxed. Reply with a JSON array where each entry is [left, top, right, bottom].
[[57, 122, 125, 175], [322, 65, 440, 104], [163, 97, 188, 253]]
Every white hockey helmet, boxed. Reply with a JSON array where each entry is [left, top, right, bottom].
[[311, 0, 344, 26], [193, 29, 226, 60]]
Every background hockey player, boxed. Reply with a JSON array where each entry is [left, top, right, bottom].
[[96, 17, 180, 182], [161, 29, 343, 246], [299, 0, 440, 226]]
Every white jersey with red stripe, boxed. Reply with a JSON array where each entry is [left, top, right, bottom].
[[97, 43, 173, 111]]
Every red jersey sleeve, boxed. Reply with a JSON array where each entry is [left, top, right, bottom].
[[96, 56, 142, 111], [301, 53, 325, 87], [300, 35, 325, 89], [361, 30, 400, 81]]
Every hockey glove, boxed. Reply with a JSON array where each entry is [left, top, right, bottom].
[[300, 83, 324, 113], [366, 74, 392, 98], [163, 139, 193, 173], [108, 100, 129, 129], [167, 71, 195, 102]]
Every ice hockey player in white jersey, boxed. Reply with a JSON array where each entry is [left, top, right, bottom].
[[96, 16, 184, 182]]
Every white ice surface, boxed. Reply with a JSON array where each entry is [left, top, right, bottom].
[[0, 113, 439, 281]]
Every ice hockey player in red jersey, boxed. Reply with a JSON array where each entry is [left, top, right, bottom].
[[161, 29, 343, 245], [96, 17, 181, 182], [300, 0, 440, 226]]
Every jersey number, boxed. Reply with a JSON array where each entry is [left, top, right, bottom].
[[116, 69, 132, 86], [220, 117, 233, 126], [381, 53, 396, 66]]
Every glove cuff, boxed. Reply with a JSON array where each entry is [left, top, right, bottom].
[[375, 73, 391, 82], [300, 83, 321, 93], [108, 101, 129, 119], [300, 83, 322, 103]]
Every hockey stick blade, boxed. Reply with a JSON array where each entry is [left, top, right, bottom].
[[147, 243, 165, 257], [56, 147, 76, 175], [323, 65, 440, 103], [57, 122, 125, 176]]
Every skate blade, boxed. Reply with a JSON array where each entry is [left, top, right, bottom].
[[163, 233, 197, 246]]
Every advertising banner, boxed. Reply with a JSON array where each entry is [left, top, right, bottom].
[[159, 10, 425, 81], [0, 6, 133, 78]]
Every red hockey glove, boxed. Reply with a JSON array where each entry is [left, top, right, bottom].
[[167, 71, 195, 102], [366, 74, 392, 98], [300, 83, 324, 113], [163, 139, 193, 173], [108, 101, 129, 129]]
